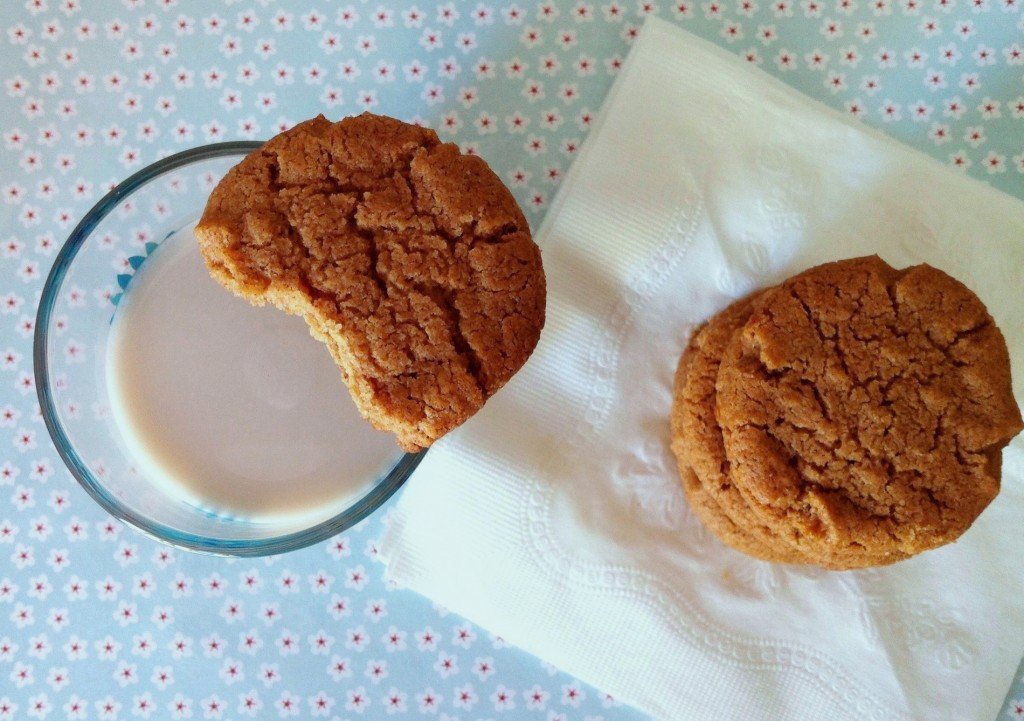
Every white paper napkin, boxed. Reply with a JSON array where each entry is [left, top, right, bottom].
[[380, 17, 1024, 721]]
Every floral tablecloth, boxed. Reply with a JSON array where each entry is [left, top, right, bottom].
[[2, 1, 1023, 719]]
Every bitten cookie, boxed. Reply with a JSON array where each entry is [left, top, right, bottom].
[[195, 114, 546, 452], [670, 293, 810, 564], [715, 255, 1023, 569]]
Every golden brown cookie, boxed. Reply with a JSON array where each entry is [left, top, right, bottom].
[[195, 114, 546, 452], [671, 293, 810, 564], [716, 255, 1022, 569]]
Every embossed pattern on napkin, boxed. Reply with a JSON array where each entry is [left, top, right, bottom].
[[381, 17, 1024, 721]]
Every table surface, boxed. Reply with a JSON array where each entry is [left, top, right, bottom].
[[3, 1, 1023, 719]]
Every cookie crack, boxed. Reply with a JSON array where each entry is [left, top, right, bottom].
[[789, 288, 861, 382], [472, 223, 522, 247], [416, 283, 485, 393], [945, 320, 993, 357], [790, 288, 832, 348], [919, 485, 953, 515], [804, 377, 833, 424], [350, 227, 389, 300], [263, 150, 282, 192]]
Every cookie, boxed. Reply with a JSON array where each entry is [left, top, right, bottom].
[[670, 293, 810, 564], [715, 255, 1022, 569], [672, 323, 778, 561], [195, 113, 546, 452]]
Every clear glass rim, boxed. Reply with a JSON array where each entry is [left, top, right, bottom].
[[34, 142, 425, 557]]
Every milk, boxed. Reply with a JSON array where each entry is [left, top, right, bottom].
[[106, 222, 403, 524]]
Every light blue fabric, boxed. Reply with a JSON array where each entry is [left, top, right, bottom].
[[1, 2, 1022, 719]]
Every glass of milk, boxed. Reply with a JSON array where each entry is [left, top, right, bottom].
[[35, 144, 423, 555]]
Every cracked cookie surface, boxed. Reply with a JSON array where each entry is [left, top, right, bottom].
[[715, 256, 1022, 569], [195, 113, 545, 451]]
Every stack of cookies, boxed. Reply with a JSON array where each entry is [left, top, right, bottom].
[[670, 256, 1023, 570]]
